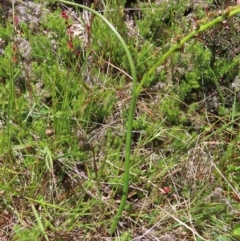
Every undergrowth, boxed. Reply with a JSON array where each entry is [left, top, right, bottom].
[[0, 0, 240, 240]]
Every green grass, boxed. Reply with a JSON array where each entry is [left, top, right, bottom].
[[0, 0, 240, 240]]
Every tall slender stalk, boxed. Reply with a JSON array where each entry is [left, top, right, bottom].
[[56, 0, 137, 235], [56, 1, 240, 235], [137, 5, 240, 94]]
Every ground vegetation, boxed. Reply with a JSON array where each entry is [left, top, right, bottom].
[[0, 0, 240, 240]]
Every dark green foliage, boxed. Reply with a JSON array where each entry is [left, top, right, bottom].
[[84, 88, 116, 124]]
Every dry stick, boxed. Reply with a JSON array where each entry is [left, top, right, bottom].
[[91, 145, 98, 181]]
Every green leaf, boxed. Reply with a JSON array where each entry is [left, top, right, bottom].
[[233, 223, 240, 235]]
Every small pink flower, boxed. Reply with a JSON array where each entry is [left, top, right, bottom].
[[61, 11, 68, 20], [163, 187, 171, 194], [159, 186, 171, 195], [12, 44, 17, 52], [67, 28, 74, 36], [14, 16, 19, 27], [13, 56, 18, 64], [68, 39, 73, 49]]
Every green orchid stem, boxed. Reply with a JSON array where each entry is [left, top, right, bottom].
[[137, 5, 240, 95], [55, 1, 240, 236], [55, 0, 137, 235]]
